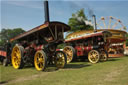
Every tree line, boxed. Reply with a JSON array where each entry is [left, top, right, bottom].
[[0, 28, 25, 46]]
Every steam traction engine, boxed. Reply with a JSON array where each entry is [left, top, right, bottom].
[[10, 1, 70, 71], [63, 15, 112, 64], [64, 31, 112, 64]]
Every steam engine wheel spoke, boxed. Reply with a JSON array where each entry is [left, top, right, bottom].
[[11, 45, 24, 69], [88, 50, 100, 64], [55, 51, 67, 69], [63, 46, 75, 63], [34, 50, 47, 71]]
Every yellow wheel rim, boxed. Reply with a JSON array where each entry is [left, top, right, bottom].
[[55, 52, 65, 68], [11, 46, 21, 69], [100, 51, 107, 61], [63, 46, 73, 63], [88, 50, 100, 63], [34, 51, 46, 71]]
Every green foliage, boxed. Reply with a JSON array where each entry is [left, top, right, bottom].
[[68, 9, 93, 32], [0, 28, 25, 46], [123, 26, 127, 30], [57, 43, 65, 49], [126, 33, 128, 46]]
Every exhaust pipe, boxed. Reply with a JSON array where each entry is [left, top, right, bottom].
[[44, 0, 50, 23], [92, 15, 97, 32]]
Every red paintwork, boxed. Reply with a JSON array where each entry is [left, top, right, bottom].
[[0, 51, 7, 57], [35, 45, 44, 51], [56, 49, 60, 51], [75, 46, 84, 56], [25, 44, 44, 52], [75, 46, 93, 56], [84, 46, 92, 51], [109, 38, 126, 43]]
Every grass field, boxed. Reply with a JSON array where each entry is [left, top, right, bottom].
[[0, 56, 128, 85]]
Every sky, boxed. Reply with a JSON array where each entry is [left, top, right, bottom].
[[1, 0, 128, 32]]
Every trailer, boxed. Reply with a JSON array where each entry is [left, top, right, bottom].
[[0, 42, 11, 66], [0, 46, 7, 65]]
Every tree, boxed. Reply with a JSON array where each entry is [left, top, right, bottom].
[[126, 33, 128, 46], [68, 9, 93, 32], [57, 43, 65, 49], [0, 28, 25, 46]]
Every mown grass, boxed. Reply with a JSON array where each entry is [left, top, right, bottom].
[[0, 56, 128, 85]]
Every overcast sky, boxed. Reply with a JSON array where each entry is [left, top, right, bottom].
[[1, 0, 128, 32]]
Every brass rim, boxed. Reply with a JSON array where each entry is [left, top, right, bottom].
[[11, 46, 21, 69], [88, 50, 100, 63], [34, 51, 46, 71], [55, 52, 65, 68], [100, 51, 107, 61], [63, 46, 73, 63]]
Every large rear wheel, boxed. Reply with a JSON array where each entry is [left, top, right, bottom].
[[63, 46, 75, 63], [88, 50, 100, 64], [11, 45, 24, 69], [34, 50, 47, 71], [54, 51, 67, 69]]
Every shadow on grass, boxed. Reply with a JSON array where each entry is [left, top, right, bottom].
[[65, 63, 91, 69], [124, 55, 128, 57], [17, 62, 91, 72], [23, 64, 59, 72], [107, 58, 121, 62], [0, 81, 8, 84], [45, 67, 58, 72], [23, 65, 35, 69]]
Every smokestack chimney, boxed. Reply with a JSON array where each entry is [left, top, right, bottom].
[[44, 0, 50, 23], [92, 15, 97, 32]]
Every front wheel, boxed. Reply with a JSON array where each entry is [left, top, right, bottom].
[[34, 50, 47, 71], [88, 50, 100, 64], [11, 45, 24, 69], [54, 51, 67, 69]]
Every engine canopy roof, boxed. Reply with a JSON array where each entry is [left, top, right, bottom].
[[10, 21, 70, 42]]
